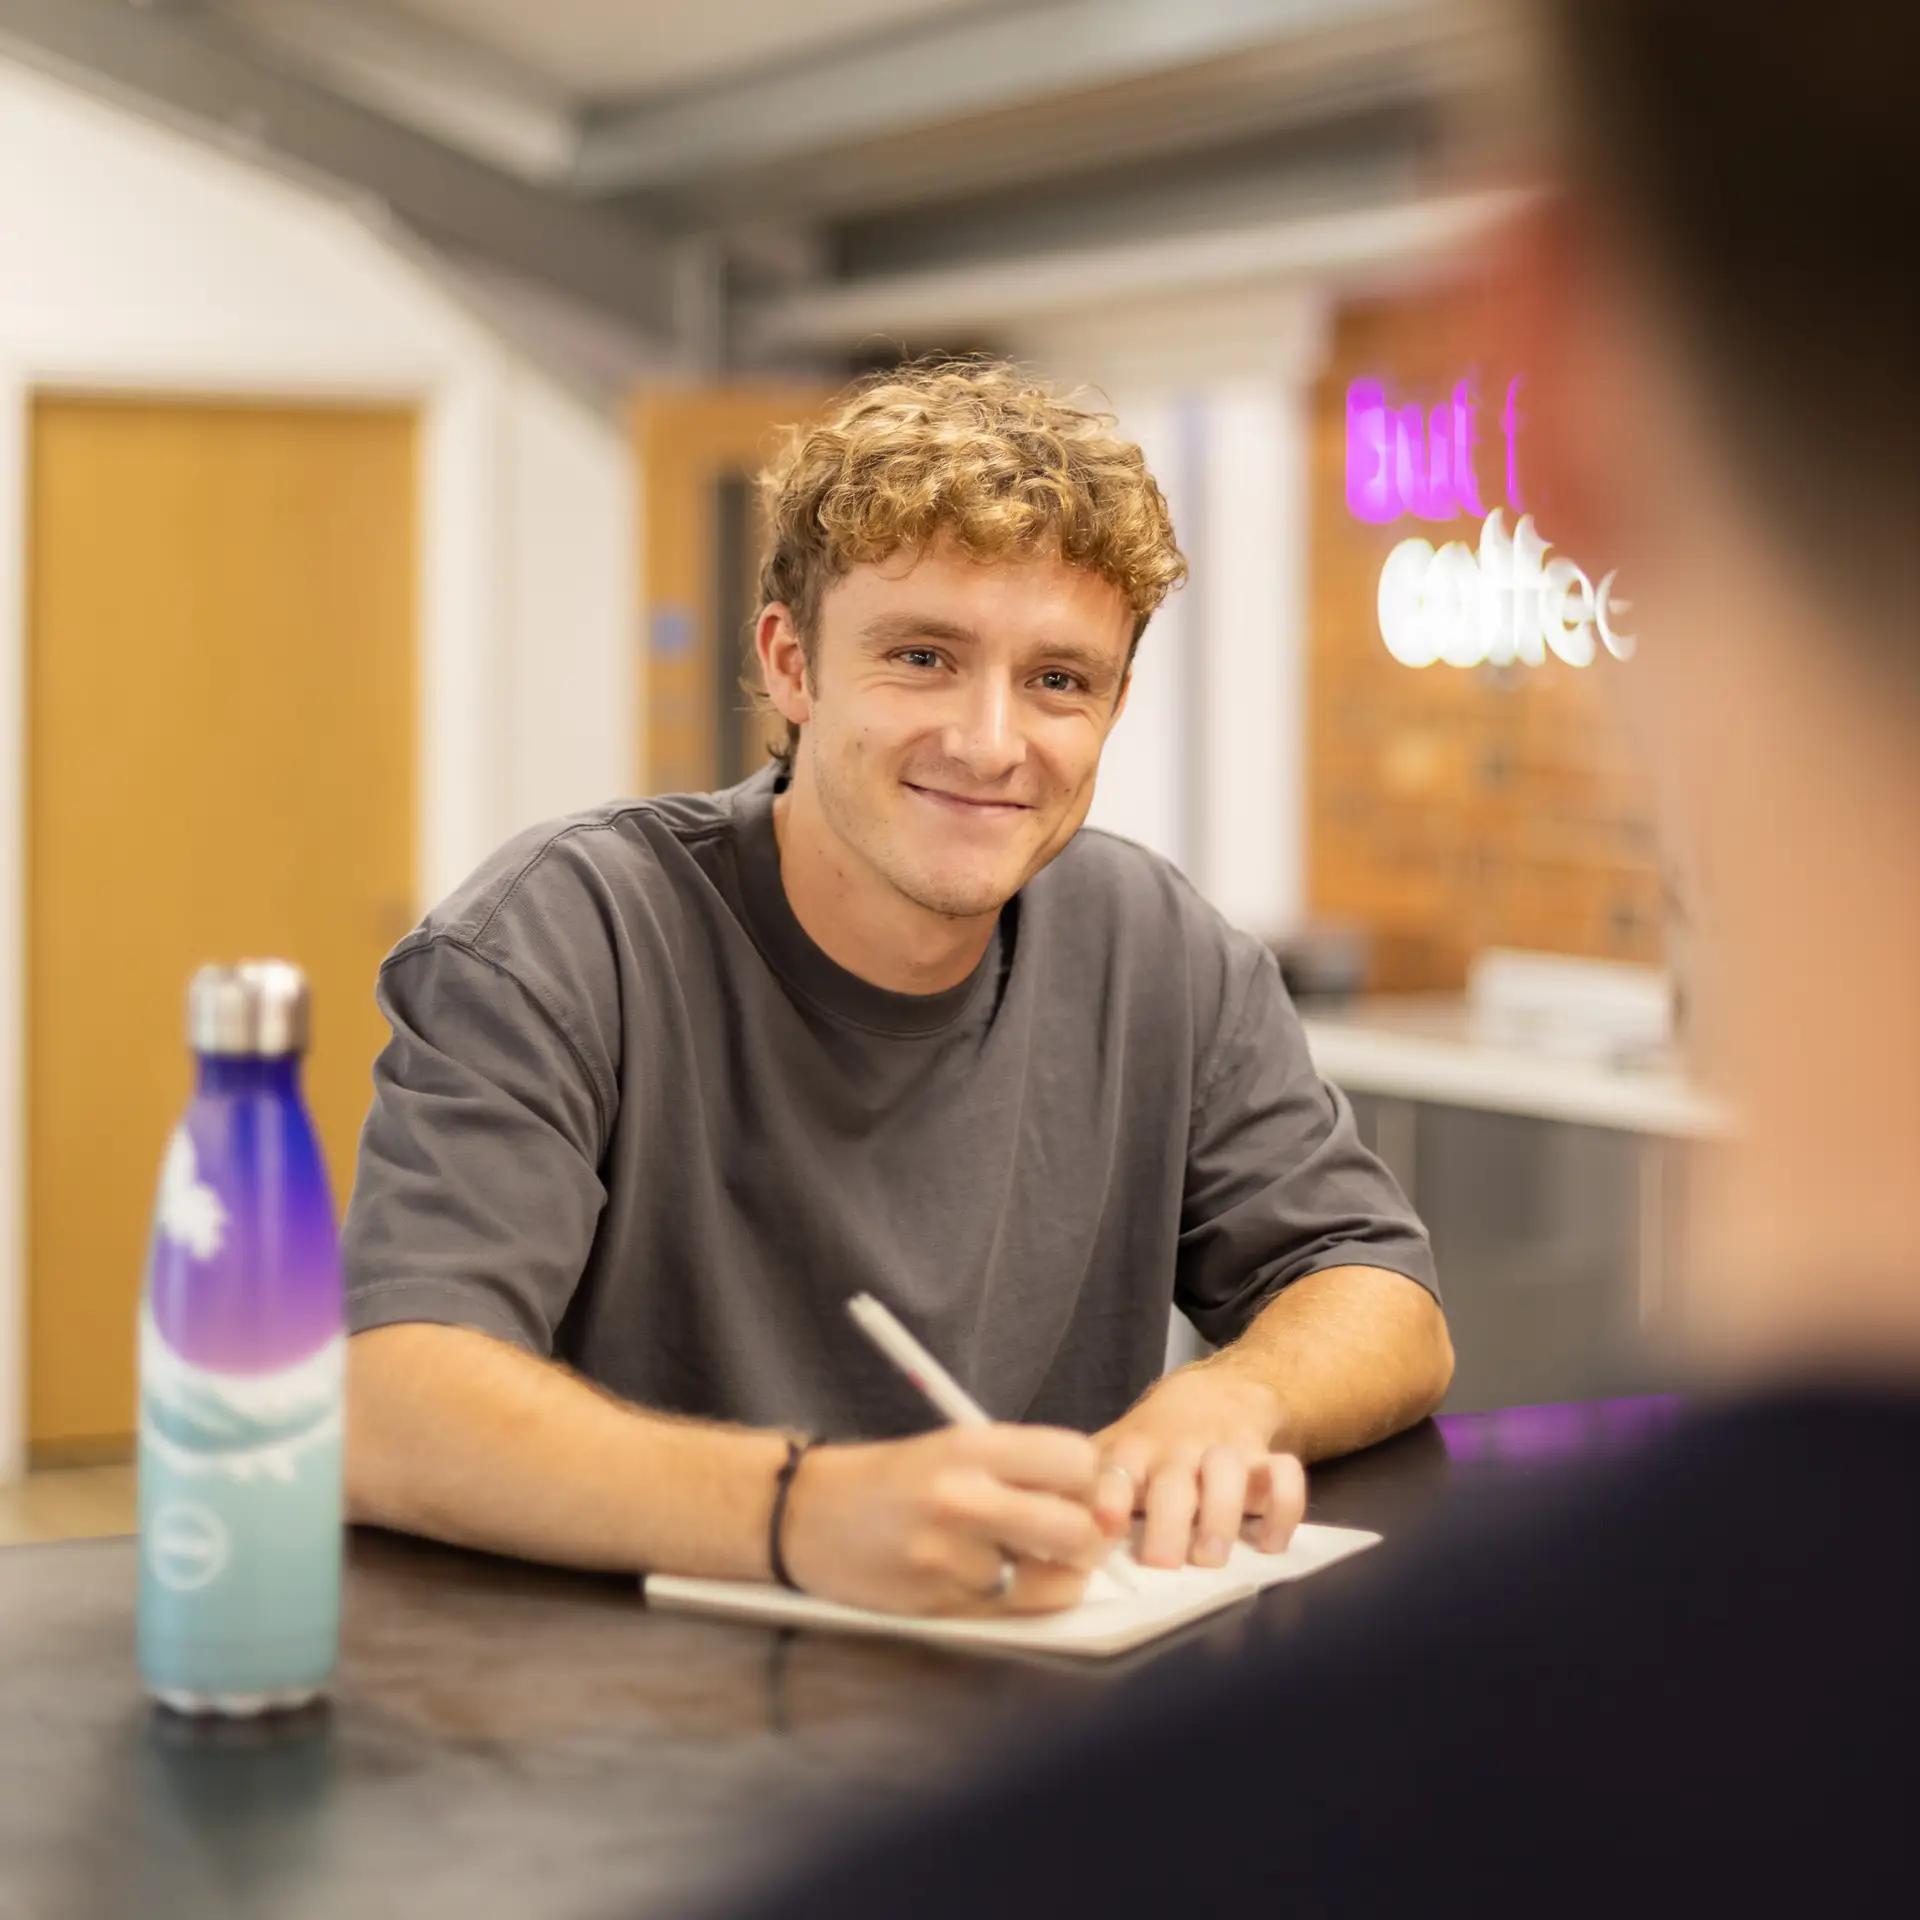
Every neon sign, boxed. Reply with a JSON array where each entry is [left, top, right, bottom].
[[1379, 509, 1632, 670], [1347, 374, 1632, 669]]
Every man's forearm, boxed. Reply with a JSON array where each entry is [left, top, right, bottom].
[[347, 1322, 788, 1578], [1203, 1266, 1454, 1462]]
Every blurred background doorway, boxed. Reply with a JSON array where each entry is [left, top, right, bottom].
[[636, 389, 823, 794]]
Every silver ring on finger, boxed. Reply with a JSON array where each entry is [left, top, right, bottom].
[[989, 1555, 1016, 1602]]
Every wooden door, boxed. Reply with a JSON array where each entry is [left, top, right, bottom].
[[27, 397, 417, 1458], [634, 388, 824, 794]]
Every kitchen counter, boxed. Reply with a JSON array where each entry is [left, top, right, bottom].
[[1301, 995, 1730, 1139]]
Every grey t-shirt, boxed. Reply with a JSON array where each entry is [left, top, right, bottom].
[[343, 765, 1437, 1439]]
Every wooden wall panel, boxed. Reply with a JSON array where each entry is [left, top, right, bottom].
[[1308, 289, 1666, 991]]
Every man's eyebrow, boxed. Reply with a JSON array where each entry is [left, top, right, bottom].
[[1036, 639, 1125, 681], [859, 612, 983, 648]]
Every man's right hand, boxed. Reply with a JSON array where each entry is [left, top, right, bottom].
[[780, 1424, 1114, 1616]]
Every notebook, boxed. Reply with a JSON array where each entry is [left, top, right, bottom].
[[642, 1521, 1380, 1659]]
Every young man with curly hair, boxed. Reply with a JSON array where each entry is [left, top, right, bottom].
[[342, 361, 1451, 1614]]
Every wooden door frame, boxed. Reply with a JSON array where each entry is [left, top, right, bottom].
[[0, 339, 506, 1481]]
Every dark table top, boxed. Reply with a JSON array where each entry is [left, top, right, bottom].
[[0, 1399, 1678, 1920]]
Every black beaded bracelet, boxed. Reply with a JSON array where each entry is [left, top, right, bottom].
[[768, 1435, 815, 1592]]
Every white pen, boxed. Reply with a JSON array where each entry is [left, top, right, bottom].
[[845, 1292, 1137, 1594]]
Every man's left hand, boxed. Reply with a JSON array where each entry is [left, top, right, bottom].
[[1093, 1364, 1307, 1570]]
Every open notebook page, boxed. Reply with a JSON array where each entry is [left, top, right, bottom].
[[642, 1521, 1380, 1660]]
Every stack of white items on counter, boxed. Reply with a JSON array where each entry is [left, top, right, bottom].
[[1468, 948, 1674, 1066]]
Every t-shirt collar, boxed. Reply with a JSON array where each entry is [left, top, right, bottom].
[[730, 765, 1004, 1037]]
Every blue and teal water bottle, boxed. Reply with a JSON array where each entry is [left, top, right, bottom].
[[138, 961, 344, 1715]]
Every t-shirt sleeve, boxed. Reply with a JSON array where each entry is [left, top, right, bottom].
[[341, 935, 610, 1354], [1175, 942, 1439, 1347]]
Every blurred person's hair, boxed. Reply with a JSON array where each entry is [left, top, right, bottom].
[[750, 356, 1187, 763], [1533, 0, 1919, 667]]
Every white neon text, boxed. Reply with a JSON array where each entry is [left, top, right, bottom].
[[1377, 510, 1635, 670]]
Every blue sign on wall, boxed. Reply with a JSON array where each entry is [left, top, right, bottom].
[[650, 606, 695, 659]]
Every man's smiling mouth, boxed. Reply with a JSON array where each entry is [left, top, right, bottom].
[[903, 783, 1033, 814]]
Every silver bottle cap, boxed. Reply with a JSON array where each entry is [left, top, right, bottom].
[[187, 961, 311, 1058]]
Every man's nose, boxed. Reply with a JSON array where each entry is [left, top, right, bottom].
[[941, 676, 1026, 780]]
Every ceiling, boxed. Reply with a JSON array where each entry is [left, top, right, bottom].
[[382, 0, 1000, 100], [0, 0, 1504, 372]]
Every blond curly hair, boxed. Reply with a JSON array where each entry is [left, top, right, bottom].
[[751, 357, 1187, 761]]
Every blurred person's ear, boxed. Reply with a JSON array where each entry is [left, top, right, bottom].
[[1488, 200, 1640, 583]]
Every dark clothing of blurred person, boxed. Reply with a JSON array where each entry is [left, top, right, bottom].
[[727, 1, 1920, 1913], [740, 1389, 1917, 1917]]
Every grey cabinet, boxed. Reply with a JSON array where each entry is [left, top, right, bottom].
[[1347, 1093, 1684, 1413]]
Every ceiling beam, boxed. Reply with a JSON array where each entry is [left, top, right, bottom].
[[573, 0, 1443, 198], [744, 187, 1528, 353], [0, 0, 674, 338], [207, 0, 579, 184]]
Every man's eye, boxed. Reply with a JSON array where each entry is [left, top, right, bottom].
[[1037, 670, 1084, 694], [898, 648, 941, 669]]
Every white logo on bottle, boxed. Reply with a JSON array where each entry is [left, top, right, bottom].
[[147, 1500, 230, 1593], [157, 1130, 228, 1260]]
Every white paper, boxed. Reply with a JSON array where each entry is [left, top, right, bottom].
[[644, 1521, 1380, 1660]]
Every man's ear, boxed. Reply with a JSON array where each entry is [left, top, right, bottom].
[[756, 603, 813, 727], [1111, 663, 1133, 725]]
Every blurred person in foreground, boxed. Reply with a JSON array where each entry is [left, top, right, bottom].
[[726, 0, 1920, 1911], [343, 356, 1451, 1614]]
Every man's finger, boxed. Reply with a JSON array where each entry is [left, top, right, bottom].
[[1139, 1455, 1201, 1569], [998, 1557, 1089, 1617], [1194, 1444, 1249, 1567], [1242, 1453, 1271, 1514], [1093, 1461, 1137, 1536], [939, 1552, 1087, 1619], [936, 1470, 1106, 1569], [1094, 1432, 1156, 1528], [931, 1532, 1017, 1614], [959, 1423, 1102, 1500], [1252, 1452, 1308, 1553]]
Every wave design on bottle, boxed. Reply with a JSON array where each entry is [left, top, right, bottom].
[[139, 1306, 342, 1485]]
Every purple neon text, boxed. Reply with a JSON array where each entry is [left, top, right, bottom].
[[1347, 374, 1527, 525]]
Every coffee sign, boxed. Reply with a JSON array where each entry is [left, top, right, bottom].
[[1378, 508, 1632, 669], [1347, 375, 1631, 669]]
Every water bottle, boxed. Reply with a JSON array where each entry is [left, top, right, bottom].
[[138, 961, 344, 1715]]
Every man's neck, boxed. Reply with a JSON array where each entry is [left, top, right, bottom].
[[770, 774, 998, 997]]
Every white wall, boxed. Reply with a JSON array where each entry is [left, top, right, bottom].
[[1009, 284, 1327, 938], [1198, 379, 1311, 936], [1083, 393, 1194, 870], [0, 57, 641, 1477], [498, 365, 638, 829]]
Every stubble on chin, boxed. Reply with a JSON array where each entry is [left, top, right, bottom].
[[864, 795, 1023, 919], [890, 864, 1014, 922], [814, 748, 1078, 920]]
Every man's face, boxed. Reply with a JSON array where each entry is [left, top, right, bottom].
[[783, 541, 1136, 920]]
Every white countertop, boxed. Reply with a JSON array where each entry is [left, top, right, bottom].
[[1300, 996, 1731, 1139]]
